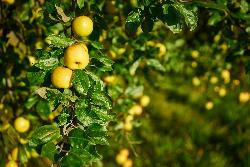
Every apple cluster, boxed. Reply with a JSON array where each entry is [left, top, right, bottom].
[[51, 16, 93, 89]]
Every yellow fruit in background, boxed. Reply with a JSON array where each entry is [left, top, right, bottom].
[[124, 122, 133, 131], [221, 70, 230, 83], [233, 79, 240, 86], [19, 138, 28, 144], [28, 56, 36, 66], [205, 101, 214, 110], [214, 34, 221, 42], [191, 50, 199, 58], [239, 92, 249, 103], [218, 87, 227, 97], [11, 148, 18, 161], [123, 158, 133, 167], [220, 43, 228, 51], [5, 161, 18, 167], [155, 43, 166, 57], [72, 16, 93, 37], [2, 0, 15, 5], [116, 153, 127, 165], [140, 95, 150, 107], [14, 117, 30, 133], [130, 0, 138, 7], [125, 115, 134, 123], [30, 149, 39, 158], [120, 148, 129, 157], [210, 76, 218, 84], [128, 105, 143, 115], [191, 61, 197, 68], [103, 75, 116, 84], [192, 77, 200, 86], [51, 67, 72, 88], [105, 1, 117, 14], [146, 41, 155, 46], [64, 43, 89, 70]]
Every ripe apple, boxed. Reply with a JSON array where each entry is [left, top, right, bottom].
[[72, 16, 93, 37], [120, 149, 129, 157], [14, 117, 30, 133], [51, 67, 72, 88], [64, 43, 89, 70]]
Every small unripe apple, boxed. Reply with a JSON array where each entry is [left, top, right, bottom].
[[5, 161, 18, 167], [72, 16, 93, 37], [140, 95, 150, 107], [14, 117, 30, 133], [51, 67, 72, 88], [64, 43, 89, 70]]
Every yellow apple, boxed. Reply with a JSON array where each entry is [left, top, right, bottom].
[[210, 76, 218, 84], [123, 122, 133, 131], [116, 153, 127, 165], [120, 149, 129, 157], [239, 92, 249, 103], [64, 43, 89, 70], [155, 43, 166, 57], [128, 105, 143, 115], [218, 87, 227, 97], [11, 148, 18, 161], [191, 50, 199, 58], [140, 95, 150, 107], [5, 161, 18, 167], [123, 159, 133, 167], [72, 16, 93, 37], [192, 77, 200, 86], [14, 117, 30, 133], [51, 67, 72, 88], [205, 101, 214, 110]]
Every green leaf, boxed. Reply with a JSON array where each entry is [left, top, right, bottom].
[[125, 8, 143, 33], [45, 35, 76, 48], [129, 58, 142, 76], [146, 59, 166, 72], [75, 108, 95, 126], [86, 123, 107, 137], [124, 85, 144, 98], [68, 128, 89, 149], [27, 68, 47, 86], [207, 11, 222, 26], [28, 125, 61, 147], [86, 71, 105, 92], [90, 92, 112, 109], [90, 41, 104, 49], [173, 3, 198, 31], [36, 100, 51, 120], [73, 70, 90, 95], [25, 96, 39, 109], [41, 142, 58, 161], [91, 52, 114, 68], [35, 57, 59, 70], [58, 112, 70, 126], [77, 0, 85, 9]]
